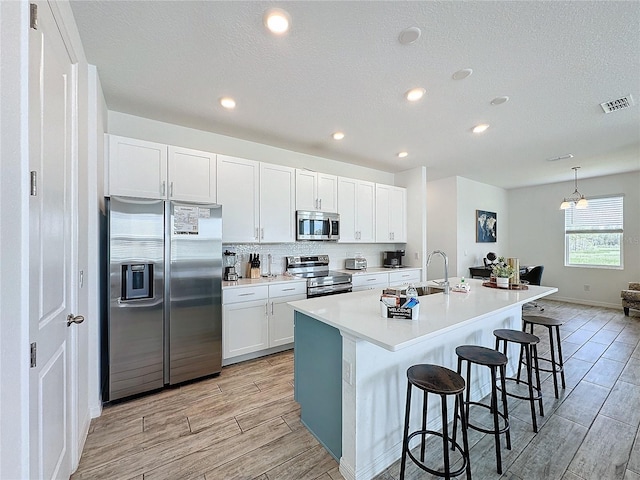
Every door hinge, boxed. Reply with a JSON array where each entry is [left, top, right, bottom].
[[30, 342, 37, 368], [30, 171, 37, 196], [30, 4, 38, 30]]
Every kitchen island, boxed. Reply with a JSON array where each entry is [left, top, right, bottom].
[[289, 277, 557, 480]]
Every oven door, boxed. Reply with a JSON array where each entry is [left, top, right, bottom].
[[307, 283, 353, 298]]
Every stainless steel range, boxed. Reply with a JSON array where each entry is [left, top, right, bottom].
[[286, 255, 352, 298]]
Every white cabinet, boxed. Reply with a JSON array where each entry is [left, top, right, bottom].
[[389, 269, 422, 286], [218, 156, 295, 243], [217, 155, 260, 242], [375, 184, 407, 243], [352, 272, 389, 292], [108, 135, 167, 199], [222, 286, 269, 359], [260, 163, 296, 243], [338, 177, 375, 242], [167, 146, 216, 203], [222, 281, 306, 360], [268, 282, 307, 347], [295, 170, 338, 213], [107, 135, 216, 202]]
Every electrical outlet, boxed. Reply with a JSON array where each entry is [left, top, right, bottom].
[[584, 284, 590, 292], [414, 252, 419, 260], [342, 359, 352, 385]]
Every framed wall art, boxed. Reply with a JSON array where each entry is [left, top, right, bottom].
[[476, 210, 497, 243]]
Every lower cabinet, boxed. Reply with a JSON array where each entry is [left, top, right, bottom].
[[351, 268, 423, 292], [222, 281, 306, 361], [388, 269, 422, 286]]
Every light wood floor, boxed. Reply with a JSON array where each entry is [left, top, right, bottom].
[[72, 300, 640, 480]]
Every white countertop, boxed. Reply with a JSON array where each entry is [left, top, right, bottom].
[[222, 274, 305, 289], [289, 277, 558, 352]]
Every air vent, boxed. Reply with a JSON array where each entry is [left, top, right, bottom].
[[600, 95, 634, 113]]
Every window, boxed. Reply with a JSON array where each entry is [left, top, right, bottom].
[[564, 195, 623, 268]]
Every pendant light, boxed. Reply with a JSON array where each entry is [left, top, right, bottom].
[[560, 167, 589, 210]]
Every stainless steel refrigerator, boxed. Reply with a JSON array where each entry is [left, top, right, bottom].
[[105, 196, 222, 401]]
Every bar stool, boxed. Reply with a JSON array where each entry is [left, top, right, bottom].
[[400, 364, 471, 480], [521, 315, 566, 398], [493, 329, 544, 432], [452, 345, 511, 474]]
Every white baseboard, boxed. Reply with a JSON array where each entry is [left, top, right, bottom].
[[548, 296, 620, 310]]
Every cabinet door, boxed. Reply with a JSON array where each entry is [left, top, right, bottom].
[[389, 269, 421, 286], [356, 180, 376, 242], [317, 173, 338, 213], [108, 135, 167, 199], [260, 163, 295, 242], [223, 299, 269, 359], [337, 177, 357, 242], [270, 294, 306, 347], [217, 155, 260, 242], [168, 146, 216, 203], [295, 169, 318, 211], [375, 184, 391, 242], [389, 186, 407, 242]]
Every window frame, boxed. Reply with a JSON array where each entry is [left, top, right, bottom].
[[564, 194, 624, 269]]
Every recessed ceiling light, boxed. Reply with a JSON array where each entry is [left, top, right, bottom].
[[406, 87, 426, 102], [452, 68, 473, 80], [398, 27, 421, 45], [220, 97, 236, 109], [264, 8, 290, 34], [491, 96, 510, 106], [397, 152, 408, 158], [332, 131, 345, 140], [472, 124, 490, 134]]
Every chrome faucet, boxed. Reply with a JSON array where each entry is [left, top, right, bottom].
[[427, 250, 450, 294]]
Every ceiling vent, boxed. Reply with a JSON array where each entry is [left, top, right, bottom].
[[600, 95, 634, 113]]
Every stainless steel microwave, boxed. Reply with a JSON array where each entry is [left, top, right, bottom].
[[296, 211, 340, 241]]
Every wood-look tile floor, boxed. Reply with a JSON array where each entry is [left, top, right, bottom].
[[72, 300, 640, 480]]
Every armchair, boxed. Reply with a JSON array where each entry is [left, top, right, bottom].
[[621, 282, 640, 316]]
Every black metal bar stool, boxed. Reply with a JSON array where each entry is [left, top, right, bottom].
[[400, 364, 472, 480], [521, 315, 566, 398], [452, 345, 511, 474], [493, 329, 544, 432]]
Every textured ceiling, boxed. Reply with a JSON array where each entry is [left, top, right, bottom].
[[69, 1, 640, 189]]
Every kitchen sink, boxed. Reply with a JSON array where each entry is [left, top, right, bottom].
[[400, 285, 444, 296]]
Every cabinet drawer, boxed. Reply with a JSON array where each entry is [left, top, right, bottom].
[[223, 285, 269, 304], [268, 282, 307, 299], [351, 273, 389, 287], [388, 269, 421, 285]]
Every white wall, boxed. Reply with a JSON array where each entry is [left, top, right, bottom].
[[395, 166, 427, 279], [508, 171, 640, 307], [426, 176, 509, 279], [107, 111, 395, 185]]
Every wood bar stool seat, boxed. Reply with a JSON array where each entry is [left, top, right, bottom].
[[493, 329, 544, 432], [521, 315, 566, 398], [452, 345, 511, 474], [400, 364, 471, 480]]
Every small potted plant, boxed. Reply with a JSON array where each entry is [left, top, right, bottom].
[[492, 263, 515, 288]]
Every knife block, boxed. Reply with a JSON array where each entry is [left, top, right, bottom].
[[250, 267, 260, 279]]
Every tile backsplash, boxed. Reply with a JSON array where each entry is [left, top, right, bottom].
[[224, 242, 407, 277]]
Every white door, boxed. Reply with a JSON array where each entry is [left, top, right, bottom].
[[260, 163, 295, 242], [316, 173, 338, 213], [217, 155, 260, 242], [29, 2, 77, 478], [168, 146, 216, 203], [295, 169, 318, 211], [337, 177, 357, 242], [356, 180, 376, 242]]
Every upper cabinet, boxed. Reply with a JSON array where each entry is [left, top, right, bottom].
[[259, 163, 296, 243], [295, 170, 338, 213], [107, 135, 216, 203], [375, 184, 406, 243], [108, 136, 167, 199], [217, 156, 296, 243], [338, 177, 375, 243]]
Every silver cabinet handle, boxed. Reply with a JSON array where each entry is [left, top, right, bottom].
[[238, 292, 255, 296], [319, 198, 322, 210], [265, 303, 269, 315], [170, 181, 174, 197], [270, 302, 274, 315], [67, 314, 85, 327], [367, 278, 377, 282], [261, 228, 264, 240], [282, 287, 295, 291], [161, 181, 166, 196], [255, 228, 259, 240]]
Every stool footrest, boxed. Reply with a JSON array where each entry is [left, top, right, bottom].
[[522, 357, 563, 374], [464, 401, 510, 435], [498, 377, 542, 402], [406, 429, 469, 478]]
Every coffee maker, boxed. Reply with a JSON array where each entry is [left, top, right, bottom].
[[383, 250, 405, 268], [223, 250, 239, 281]]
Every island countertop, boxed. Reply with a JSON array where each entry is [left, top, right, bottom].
[[289, 277, 558, 352]]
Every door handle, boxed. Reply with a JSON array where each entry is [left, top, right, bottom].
[[67, 314, 85, 327]]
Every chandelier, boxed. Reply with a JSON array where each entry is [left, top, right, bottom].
[[560, 167, 588, 210]]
